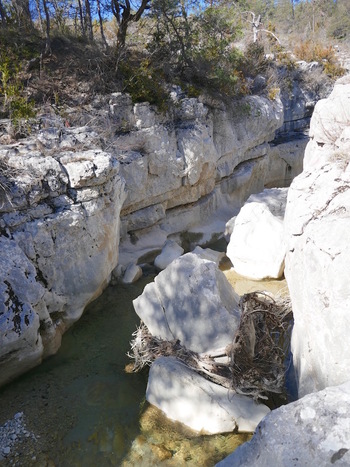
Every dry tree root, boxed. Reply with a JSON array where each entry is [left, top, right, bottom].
[[229, 292, 293, 401], [127, 291, 293, 401]]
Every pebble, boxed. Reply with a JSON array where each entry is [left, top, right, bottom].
[[0, 412, 37, 459]]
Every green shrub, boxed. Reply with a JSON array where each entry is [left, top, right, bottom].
[[119, 58, 170, 111], [0, 55, 36, 136]]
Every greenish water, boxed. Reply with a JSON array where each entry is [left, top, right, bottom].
[[0, 275, 249, 466]]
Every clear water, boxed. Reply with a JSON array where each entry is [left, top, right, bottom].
[[0, 275, 250, 466]]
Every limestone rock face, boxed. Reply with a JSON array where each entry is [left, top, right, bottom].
[[0, 75, 321, 384], [0, 237, 44, 383], [304, 75, 350, 170], [278, 79, 319, 134], [285, 161, 350, 397], [0, 149, 126, 386], [147, 357, 270, 434], [133, 253, 240, 354], [216, 380, 350, 467], [117, 94, 289, 264], [284, 76, 350, 398], [226, 189, 287, 280]]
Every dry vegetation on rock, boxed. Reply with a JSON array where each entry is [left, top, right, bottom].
[[0, 0, 348, 139]]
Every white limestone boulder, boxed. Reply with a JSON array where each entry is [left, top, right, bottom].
[[191, 246, 225, 266], [226, 201, 286, 280], [122, 263, 143, 284], [225, 187, 288, 237], [147, 357, 270, 434], [304, 75, 350, 170], [154, 239, 184, 270], [217, 380, 350, 466], [133, 253, 240, 354]]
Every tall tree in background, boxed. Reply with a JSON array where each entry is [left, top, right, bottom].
[[96, 0, 108, 48], [12, 0, 32, 28], [42, 0, 51, 53], [84, 0, 93, 41], [111, 0, 152, 47]]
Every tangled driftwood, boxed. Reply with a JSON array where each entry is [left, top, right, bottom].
[[128, 292, 293, 401]]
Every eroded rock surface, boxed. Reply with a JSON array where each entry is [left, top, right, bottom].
[[0, 72, 324, 384], [285, 76, 350, 397], [217, 380, 350, 467], [0, 149, 126, 386]]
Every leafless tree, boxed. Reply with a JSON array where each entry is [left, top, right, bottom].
[[245, 11, 281, 45], [111, 0, 152, 47], [96, 0, 108, 48]]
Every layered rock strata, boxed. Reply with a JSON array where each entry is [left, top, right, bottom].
[[0, 73, 323, 385], [0, 148, 126, 386]]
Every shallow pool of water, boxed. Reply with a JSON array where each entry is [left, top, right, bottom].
[[0, 274, 251, 466]]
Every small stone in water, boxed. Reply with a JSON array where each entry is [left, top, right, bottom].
[[3, 446, 10, 455]]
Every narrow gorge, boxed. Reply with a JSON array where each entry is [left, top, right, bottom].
[[0, 73, 320, 385], [2, 66, 349, 465]]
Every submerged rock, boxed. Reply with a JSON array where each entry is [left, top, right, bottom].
[[147, 357, 270, 434], [216, 380, 350, 466]]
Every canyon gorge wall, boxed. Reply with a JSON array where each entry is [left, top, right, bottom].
[[216, 73, 350, 467], [284, 75, 350, 397], [0, 76, 324, 386]]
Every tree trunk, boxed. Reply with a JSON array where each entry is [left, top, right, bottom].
[[252, 14, 261, 42], [77, 0, 85, 37], [84, 0, 93, 41], [96, 0, 108, 48], [113, 0, 151, 49], [35, 0, 44, 34], [42, 0, 51, 54]]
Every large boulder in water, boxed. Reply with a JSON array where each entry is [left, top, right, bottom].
[[133, 252, 240, 354], [147, 356, 270, 434], [226, 196, 286, 280]]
